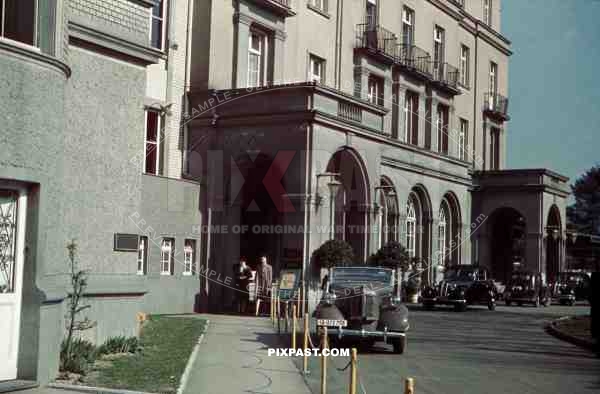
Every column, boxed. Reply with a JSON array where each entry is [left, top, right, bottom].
[[383, 75, 394, 136], [396, 84, 408, 142], [233, 13, 252, 88]]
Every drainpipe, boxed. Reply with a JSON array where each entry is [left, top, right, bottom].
[[301, 123, 314, 316], [335, 0, 344, 90], [472, 26, 478, 170]]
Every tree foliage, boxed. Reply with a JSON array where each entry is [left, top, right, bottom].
[[368, 241, 410, 271], [312, 240, 355, 270], [568, 165, 600, 235]]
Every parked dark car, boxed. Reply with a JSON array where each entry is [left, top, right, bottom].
[[552, 272, 591, 305], [421, 266, 497, 312], [314, 266, 409, 354], [504, 271, 551, 307]]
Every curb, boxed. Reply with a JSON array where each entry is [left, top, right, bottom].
[[48, 383, 153, 394], [176, 319, 210, 394], [545, 316, 597, 353]]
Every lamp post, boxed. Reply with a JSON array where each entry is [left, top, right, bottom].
[[316, 173, 341, 240]]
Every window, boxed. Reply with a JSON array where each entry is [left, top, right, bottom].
[[151, 0, 165, 50], [483, 0, 492, 26], [367, 75, 384, 106], [144, 110, 161, 175], [309, 0, 328, 13], [437, 105, 449, 154], [248, 30, 267, 88], [490, 127, 500, 170], [459, 45, 470, 87], [433, 26, 445, 78], [137, 236, 148, 275], [406, 200, 416, 258], [489, 61, 498, 94], [309, 55, 325, 84], [438, 207, 447, 266], [183, 239, 196, 276], [1, 0, 36, 46], [160, 238, 174, 275], [366, 0, 377, 27], [402, 7, 414, 46], [459, 118, 469, 161], [404, 91, 419, 145]]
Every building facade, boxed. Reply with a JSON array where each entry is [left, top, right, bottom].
[[0, 0, 570, 386], [0, 0, 201, 384]]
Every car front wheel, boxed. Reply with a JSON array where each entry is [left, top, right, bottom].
[[391, 337, 406, 354], [534, 297, 540, 308], [488, 301, 496, 311]]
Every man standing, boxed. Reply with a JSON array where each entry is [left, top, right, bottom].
[[234, 258, 252, 314], [255, 255, 273, 316]]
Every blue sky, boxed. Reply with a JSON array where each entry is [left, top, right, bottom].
[[502, 0, 600, 184]]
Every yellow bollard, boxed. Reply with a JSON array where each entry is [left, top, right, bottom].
[[292, 305, 297, 349], [303, 313, 309, 374], [270, 286, 274, 323], [404, 377, 415, 394], [348, 348, 357, 394], [320, 326, 328, 394]]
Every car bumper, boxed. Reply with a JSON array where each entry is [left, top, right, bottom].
[[422, 296, 466, 305], [326, 327, 407, 342], [558, 294, 575, 301]]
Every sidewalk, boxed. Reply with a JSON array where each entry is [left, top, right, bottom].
[[183, 314, 312, 394]]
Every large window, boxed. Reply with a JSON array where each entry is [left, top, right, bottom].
[[459, 45, 470, 87], [402, 7, 414, 46], [144, 110, 161, 175], [137, 236, 148, 275], [459, 118, 469, 161], [366, 0, 377, 27], [183, 239, 196, 276], [406, 201, 416, 258], [248, 30, 267, 88], [483, 0, 492, 27], [437, 206, 447, 266], [1, 0, 56, 53], [309, 55, 325, 84], [404, 91, 419, 145], [489, 61, 498, 94], [150, 0, 165, 50], [160, 238, 174, 275], [437, 105, 449, 154], [490, 127, 500, 170], [433, 26, 445, 78], [368, 75, 384, 106]]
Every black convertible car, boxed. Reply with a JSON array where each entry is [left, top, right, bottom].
[[314, 266, 409, 353], [421, 266, 497, 311]]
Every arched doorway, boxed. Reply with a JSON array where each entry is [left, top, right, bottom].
[[327, 148, 370, 262], [489, 207, 527, 283], [545, 205, 562, 283], [406, 186, 432, 283], [437, 192, 462, 268], [378, 176, 398, 248]]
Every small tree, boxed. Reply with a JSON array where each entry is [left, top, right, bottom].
[[61, 240, 96, 372], [369, 241, 410, 298], [312, 240, 355, 270]]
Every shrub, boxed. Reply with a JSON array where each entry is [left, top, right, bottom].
[[96, 336, 139, 357], [311, 240, 355, 271], [368, 241, 410, 271], [60, 338, 95, 374]]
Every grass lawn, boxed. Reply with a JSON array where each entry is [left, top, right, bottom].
[[83, 316, 207, 393]]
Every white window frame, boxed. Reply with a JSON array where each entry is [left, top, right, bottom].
[[160, 238, 174, 276], [144, 109, 161, 175], [403, 91, 416, 143], [310, 0, 327, 12], [401, 7, 414, 46], [137, 236, 148, 275], [483, 0, 492, 27], [248, 30, 267, 88], [150, 0, 167, 51], [489, 61, 498, 95], [406, 200, 416, 258], [309, 55, 325, 84], [459, 118, 468, 161], [367, 75, 383, 106], [460, 45, 470, 87], [438, 207, 447, 266], [0, 0, 39, 49], [433, 26, 445, 76], [183, 239, 196, 276]]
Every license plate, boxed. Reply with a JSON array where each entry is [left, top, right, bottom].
[[317, 319, 347, 327]]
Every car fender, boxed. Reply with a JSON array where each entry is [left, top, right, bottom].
[[377, 304, 409, 332], [314, 303, 345, 321]]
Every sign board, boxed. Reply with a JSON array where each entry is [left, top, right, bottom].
[[277, 269, 300, 300]]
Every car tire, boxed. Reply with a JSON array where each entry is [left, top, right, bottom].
[[569, 300, 575, 306], [392, 337, 406, 354], [543, 298, 551, 307], [488, 301, 496, 311], [534, 297, 540, 308], [517, 301, 523, 306], [454, 303, 467, 312], [423, 302, 435, 310], [505, 300, 511, 306]]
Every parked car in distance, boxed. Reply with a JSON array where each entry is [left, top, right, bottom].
[[504, 270, 551, 307], [421, 266, 497, 312], [314, 266, 409, 354], [552, 271, 591, 305]]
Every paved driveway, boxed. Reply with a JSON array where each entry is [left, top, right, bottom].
[[300, 304, 599, 394]]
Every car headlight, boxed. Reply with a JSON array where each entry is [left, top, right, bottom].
[[390, 296, 402, 306], [323, 292, 337, 305]]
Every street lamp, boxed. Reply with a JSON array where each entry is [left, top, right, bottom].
[[327, 179, 342, 240]]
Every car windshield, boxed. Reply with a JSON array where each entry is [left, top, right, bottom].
[[445, 268, 476, 281], [330, 267, 393, 286]]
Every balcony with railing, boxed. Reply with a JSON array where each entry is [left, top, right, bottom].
[[395, 44, 432, 79], [430, 61, 460, 95], [484, 92, 510, 121], [248, 0, 295, 17], [355, 23, 397, 64]]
